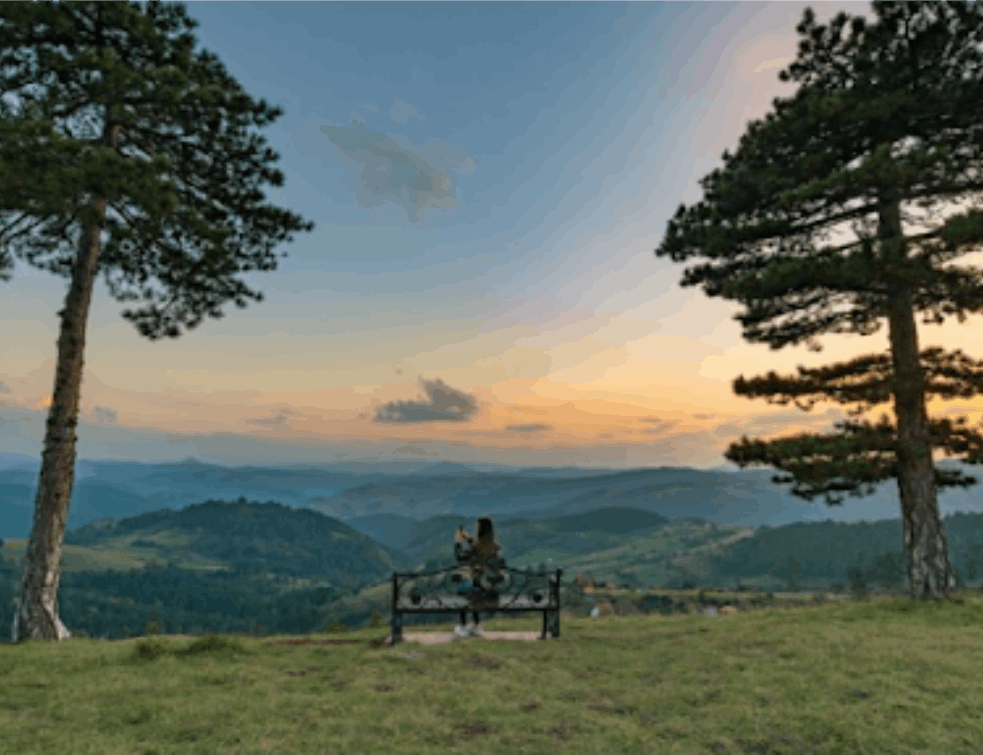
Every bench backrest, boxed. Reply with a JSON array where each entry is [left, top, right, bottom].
[[392, 565, 563, 611]]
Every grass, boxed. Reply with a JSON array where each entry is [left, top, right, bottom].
[[1, 591, 981, 754]]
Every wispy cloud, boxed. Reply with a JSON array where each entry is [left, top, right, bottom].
[[393, 444, 439, 456], [319, 121, 476, 222], [506, 423, 552, 432], [639, 417, 676, 434], [94, 406, 117, 425], [0, 380, 10, 395], [373, 378, 479, 423], [245, 408, 296, 427], [389, 99, 424, 125]]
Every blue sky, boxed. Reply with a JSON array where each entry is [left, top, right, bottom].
[[8, 1, 980, 470]]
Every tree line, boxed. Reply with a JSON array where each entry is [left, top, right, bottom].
[[7, 508, 983, 640]]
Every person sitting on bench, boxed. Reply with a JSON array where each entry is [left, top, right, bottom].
[[453, 517, 504, 637]]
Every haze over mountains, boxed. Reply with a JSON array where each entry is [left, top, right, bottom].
[[3, 493, 981, 642], [2, 471, 983, 640], [3, 452, 983, 542]]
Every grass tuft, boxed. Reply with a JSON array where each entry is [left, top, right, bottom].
[[174, 633, 249, 657], [130, 637, 170, 662]]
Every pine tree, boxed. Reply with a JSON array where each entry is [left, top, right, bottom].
[[655, 1, 983, 600], [0, 2, 314, 640]]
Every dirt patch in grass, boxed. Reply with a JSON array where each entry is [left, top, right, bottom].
[[466, 653, 501, 669], [456, 723, 491, 742]]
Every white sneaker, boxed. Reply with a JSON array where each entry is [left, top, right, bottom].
[[454, 625, 471, 639], [469, 624, 484, 638]]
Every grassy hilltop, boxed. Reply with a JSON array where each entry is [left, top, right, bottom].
[[0, 595, 979, 754], [3, 493, 983, 752]]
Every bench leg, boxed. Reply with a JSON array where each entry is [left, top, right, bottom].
[[551, 610, 560, 639], [460, 610, 467, 627], [541, 610, 548, 639], [390, 613, 403, 645]]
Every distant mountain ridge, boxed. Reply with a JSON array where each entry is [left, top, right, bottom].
[[308, 461, 983, 529], [3, 453, 983, 541]]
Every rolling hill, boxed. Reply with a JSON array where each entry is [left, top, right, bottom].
[[62, 498, 417, 579], [5, 492, 983, 641], [0, 498, 419, 642]]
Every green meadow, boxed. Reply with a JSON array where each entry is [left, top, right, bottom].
[[2, 591, 980, 754]]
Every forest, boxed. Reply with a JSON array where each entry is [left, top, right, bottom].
[[3, 499, 982, 641]]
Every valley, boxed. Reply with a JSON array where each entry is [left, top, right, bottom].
[[3, 455, 983, 641]]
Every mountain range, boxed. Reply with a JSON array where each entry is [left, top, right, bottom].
[[5, 452, 983, 542], [3, 483, 983, 640]]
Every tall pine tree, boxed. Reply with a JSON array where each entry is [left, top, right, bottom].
[[655, 1, 983, 600], [0, 2, 314, 640]]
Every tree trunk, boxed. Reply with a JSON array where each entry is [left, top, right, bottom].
[[12, 205, 106, 642], [880, 193, 957, 600]]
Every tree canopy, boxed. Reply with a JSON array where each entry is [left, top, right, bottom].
[[0, 1, 314, 640], [656, 1, 983, 505], [655, 1, 983, 598], [0, 1, 313, 337]]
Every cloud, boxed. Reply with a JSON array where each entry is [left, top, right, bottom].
[[504, 405, 550, 416], [506, 423, 552, 433], [246, 415, 289, 426], [639, 417, 676, 435], [245, 408, 296, 427], [319, 121, 476, 222], [373, 378, 479, 423], [693, 413, 717, 420], [393, 445, 439, 456], [711, 407, 848, 440], [94, 406, 117, 425], [0, 380, 10, 395], [389, 99, 424, 125]]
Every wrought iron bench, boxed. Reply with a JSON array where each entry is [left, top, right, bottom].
[[389, 564, 563, 644]]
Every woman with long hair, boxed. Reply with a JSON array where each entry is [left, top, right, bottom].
[[453, 517, 503, 637]]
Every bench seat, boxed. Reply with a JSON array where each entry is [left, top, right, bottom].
[[390, 566, 562, 643]]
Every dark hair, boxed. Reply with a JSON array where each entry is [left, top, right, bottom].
[[477, 517, 494, 541]]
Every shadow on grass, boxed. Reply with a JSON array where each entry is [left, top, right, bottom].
[[129, 633, 251, 662]]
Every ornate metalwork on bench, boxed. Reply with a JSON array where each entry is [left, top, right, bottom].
[[389, 563, 563, 644]]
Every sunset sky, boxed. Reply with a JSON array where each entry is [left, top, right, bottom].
[[3, 1, 982, 470]]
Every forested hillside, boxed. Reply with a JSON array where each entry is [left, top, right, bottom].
[[63, 498, 415, 578], [709, 512, 983, 591], [3, 499, 983, 641], [0, 499, 416, 641]]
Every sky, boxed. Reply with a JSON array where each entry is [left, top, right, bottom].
[[3, 0, 983, 471]]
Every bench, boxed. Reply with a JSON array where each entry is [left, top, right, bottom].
[[390, 565, 563, 644]]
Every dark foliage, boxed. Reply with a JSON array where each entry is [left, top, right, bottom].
[[64, 497, 414, 579], [3, 506, 981, 640], [0, 1, 314, 337], [0, 560, 348, 641], [655, 1, 983, 504]]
